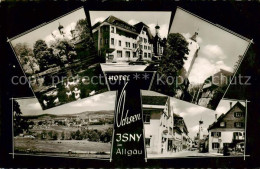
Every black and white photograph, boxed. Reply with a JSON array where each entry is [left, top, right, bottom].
[[150, 7, 251, 110], [12, 91, 115, 159], [142, 90, 247, 158], [89, 11, 171, 71], [9, 7, 108, 110]]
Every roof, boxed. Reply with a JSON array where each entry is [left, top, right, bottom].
[[100, 15, 137, 33], [208, 101, 245, 130], [142, 96, 168, 106], [92, 15, 154, 40]]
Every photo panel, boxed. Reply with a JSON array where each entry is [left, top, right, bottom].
[[142, 90, 247, 158], [89, 11, 171, 72], [150, 7, 251, 110], [9, 7, 108, 110], [12, 92, 115, 159]]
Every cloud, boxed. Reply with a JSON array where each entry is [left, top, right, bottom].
[[201, 44, 227, 60], [188, 57, 233, 84], [128, 19, 139, 25], [92, 17, 105, 25], [215, 105, 229, 116]]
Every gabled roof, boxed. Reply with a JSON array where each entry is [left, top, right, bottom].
[[142, 96, 168, 106], [101, 15, 137, 33], [208, 101, 245, 130], [134, 22, 153, 41]]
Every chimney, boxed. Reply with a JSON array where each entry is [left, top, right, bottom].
[[230, 102, 233, 109], [215, 114, 218, 122]]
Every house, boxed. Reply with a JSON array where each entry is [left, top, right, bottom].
[[208, 102, 245, 153], [173, 113, 189, 151], [142, 92, 173, 154], [197, 69, 233, 107], [142, 91, 190, 154], [92, 15, 164, 63]]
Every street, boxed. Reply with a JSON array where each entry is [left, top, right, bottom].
[[147, 150, 223, 158]]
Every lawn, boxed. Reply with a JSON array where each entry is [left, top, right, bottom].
[[14, 138, 111, 158]]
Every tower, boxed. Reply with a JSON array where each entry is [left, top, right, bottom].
[[58, 22, 65, 37], [155, 23, 160, 36], [186, 31, 200, 78], [198, 118, 203, 140]]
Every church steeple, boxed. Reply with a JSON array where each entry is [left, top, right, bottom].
[[190, 32, 198, 42], [155, 23, 160, 35]]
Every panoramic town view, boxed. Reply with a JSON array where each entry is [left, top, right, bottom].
[[142, 90, 246, 158], [89, 11, 171, 72], [10, 8, 107, 110], [13, 92, 115, 158]]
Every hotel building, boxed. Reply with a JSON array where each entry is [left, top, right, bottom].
[[92, 15, 164, 63]]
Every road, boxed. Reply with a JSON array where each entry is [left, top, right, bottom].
[[147, 150, 223, 158]]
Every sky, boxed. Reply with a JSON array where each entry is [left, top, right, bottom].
[[89, 11, 171, 39], [170, 8, 250, 84], [11, 8, 86, 48], [15, 90, 246, 139], [16, 91, 116, 116]]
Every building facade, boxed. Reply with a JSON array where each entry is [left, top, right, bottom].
[[208, 102, 245, 153], [92, 15, 164, 63], [142, 92, 189, 154]]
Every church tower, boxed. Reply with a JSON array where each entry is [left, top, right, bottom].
[[198, 118, 203, 140], [186, 31, 200, 78]]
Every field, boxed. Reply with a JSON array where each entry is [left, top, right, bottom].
[[14, 138, 111, 158]]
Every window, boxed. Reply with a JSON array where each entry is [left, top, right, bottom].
[[220, 122, 226, 127], [144, 46, 147, 50], [139, 37, 143, 41], [145, 138, 151, 147], [111, 38, 114, 45], [211, 132, 221, 137], [111, 26, 115, 33], [125, 51, 130, 58], [133, 52, 137, 58], [234, 122, 244, 128], [143, 112, 150, 123], [234, 112, 243, 118], [144, 52, 147, 58], [140, 45, 143, 49], [125, 42, 130, 48], [212, 143, 220, 149], [119, 40, 121, 46], [144, 38, 147, 43], [223, 143, 230, 147], [148, 46, 151, 50], [148, 53, 151, 58], [117, 51, 122, 58], [133, 43, 136, 48]]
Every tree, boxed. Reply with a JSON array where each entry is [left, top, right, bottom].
[[154, 33, 189, 96], [14, 43, 39, 74], [13, 100, 29, 136], [74, 19, 96, 60], [51, 39, 77, 63], [33, 40, 56, 71]]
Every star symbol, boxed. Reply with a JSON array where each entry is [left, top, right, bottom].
[[133, 73, 140, 80], [142, 73, 149, 80]]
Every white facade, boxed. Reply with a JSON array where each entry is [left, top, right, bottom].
[[208, 129, 244, 153], [93, 22, 153, 63]]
